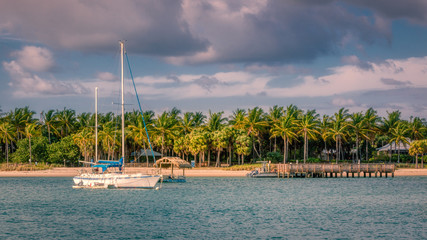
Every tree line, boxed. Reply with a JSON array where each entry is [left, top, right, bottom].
[[0, 105, 426, 168]]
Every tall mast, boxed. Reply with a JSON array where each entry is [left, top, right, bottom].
[[95, 87, 98, 163], [120, 41, 125, 163]]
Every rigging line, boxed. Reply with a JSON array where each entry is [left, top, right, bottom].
[[124, 50, 157, 163]]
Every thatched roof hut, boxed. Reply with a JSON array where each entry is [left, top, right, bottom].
[[155, 157, 192, 169], [155, 157, 192, 182]]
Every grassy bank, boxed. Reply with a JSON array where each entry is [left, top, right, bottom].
[[0, 163, 58, 171]]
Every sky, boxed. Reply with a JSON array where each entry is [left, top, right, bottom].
[[1, 0, 427, 119]]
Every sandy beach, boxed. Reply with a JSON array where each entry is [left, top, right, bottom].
[[0, 167, 426, 177]]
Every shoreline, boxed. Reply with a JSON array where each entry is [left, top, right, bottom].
[[0, 167, 426, 177]]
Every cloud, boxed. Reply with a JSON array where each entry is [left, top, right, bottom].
[[3, 46, 88, 97], [194, 75, 222, 91], [173, 0, 392, 64], [347, 0, 427, 25], [341, 55, 374, 71], [12, 46, 54, 72], [108, 56, 427, 109], [2, 0, 418, 65], [96, 72, 116, 82], [380, 78, 411, 86], [0, 0, 208, 56], [332, 97, 356, 107]]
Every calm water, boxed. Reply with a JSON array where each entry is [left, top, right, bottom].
[[0, 177, 426, 239]]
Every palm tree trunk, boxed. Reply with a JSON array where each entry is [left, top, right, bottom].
[[304, 131, 308, 163], [6, 139, 9, 166], [216, 150, 221, 167], [29, 136, 32, 164], [355, 133, 359, 163], [415, 155, 418, 169], [366, 140, 369, 162], [208, 149, 211, 167], [397, 142, 400, 163], [48, 125, 51, 144], [283, 136, 286, 164], [228, 146, 231, 165], [336, 136, 339, 164], [274, 137, 277, 152]]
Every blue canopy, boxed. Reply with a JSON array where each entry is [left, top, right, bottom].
[[92, 158, 124, 173]]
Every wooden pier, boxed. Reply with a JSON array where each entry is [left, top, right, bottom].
[[275, 163, 395, 178]]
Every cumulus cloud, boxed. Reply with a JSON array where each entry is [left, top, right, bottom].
[[332, 97, 356, 107], [12, 46, 54, 72], [112, 56, 427, 103], [3, 46, 88, 97], [96, 72, 116, 82]]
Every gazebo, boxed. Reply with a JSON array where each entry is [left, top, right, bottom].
[[155, 157, 192, 182]]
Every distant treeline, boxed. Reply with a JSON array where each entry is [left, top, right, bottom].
[[0, 106, 426, 167]]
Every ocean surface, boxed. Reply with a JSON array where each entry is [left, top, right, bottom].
[[0, 176, 425, 239]]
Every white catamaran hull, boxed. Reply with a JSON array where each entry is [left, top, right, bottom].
[[73, 173, 161, 189]]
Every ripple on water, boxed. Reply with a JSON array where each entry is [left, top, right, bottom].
[[0, 177, 426, 239]]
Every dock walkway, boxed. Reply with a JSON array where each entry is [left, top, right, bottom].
[[276, 163, 395, 178]]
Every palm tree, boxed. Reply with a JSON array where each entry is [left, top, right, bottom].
[[152, 111, 179, 156], [211, 128, 229, 167], [56, 108, 77, 138], [187, 128, 208, 166], [408, 117, 426, 141], [350, 112, 369, 163], [297, 110, 320, 163], [234, 129, 251, 164], [409, 140, 427, 168], [329, 108, 350, 163], [268, 105, 284, 152], [270, 114, 297, 163], [127, 117, 151, 164], [99, 122, 119, 160], [77, 112, 92, 130], [206, 111, 227, 132], [242, 107, 267, 161], [192, 112, 206, 127], [319, 115, 332, 162], [24, 122, 40, 163], [229, 108, 246, 130], [389, 122, 410, 163], [73, 127, 95, 162], [0, 122, 16, 165], [7, 107, 35, 140], [41, 110, 58, 144], [180, 112, 195, 135], [206, 111, 227, 165], [381, 111, 401, 162], [363, 108, 380, 162]]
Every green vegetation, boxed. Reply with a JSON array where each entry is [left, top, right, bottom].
[[0, 106, 426, 169]]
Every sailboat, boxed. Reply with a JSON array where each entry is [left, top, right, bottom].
[[73, 41, 161, 189]]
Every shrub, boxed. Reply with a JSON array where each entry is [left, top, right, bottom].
[[11, 136, 49, 163], [265, 151, 283, 163]]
